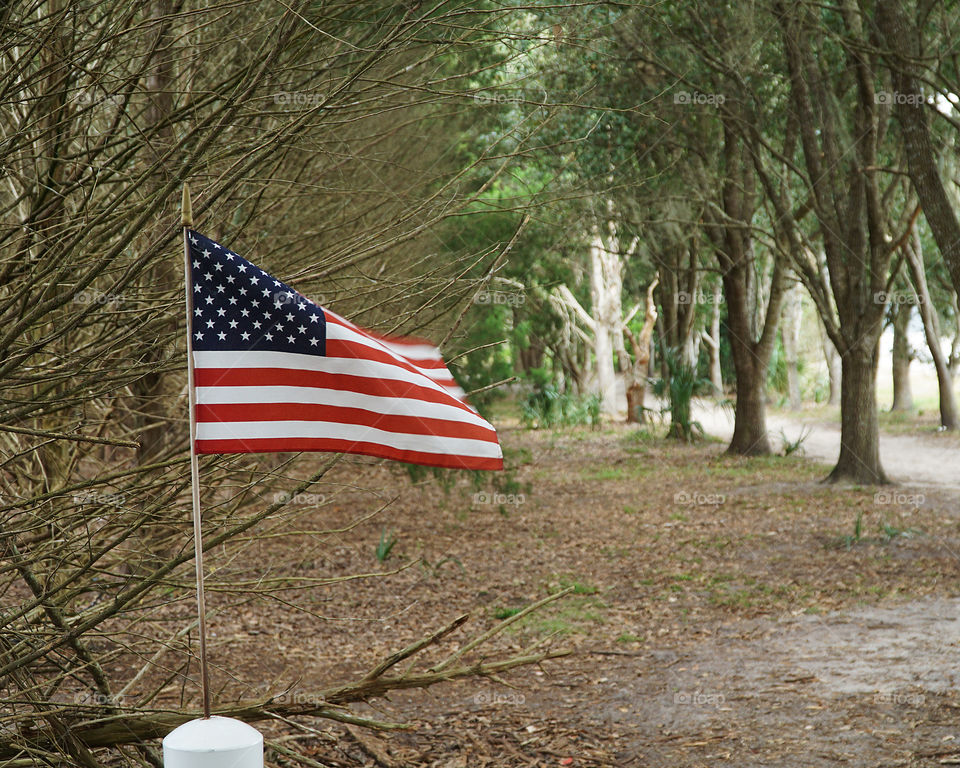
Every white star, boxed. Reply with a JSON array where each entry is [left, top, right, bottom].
[[213, 263, 223, 271], [229, 320, 238, 328], [241, 331, 250, 340], [189, 234, 198, 245], [251, 299, 259, 307], [202, 249, 211, 259], [309, 314, 319, 323], [285, 313, 294, 322], [226, 275, 235, 283], [239, 288, 247, 296], [240, 309, 249, 317], [216, 308, 226, 317], [194, 284, 201, 293], [287, 335, 295, 343], [297, 325, 306, 334], [265, 332, 273, 341], [194, 308, 203, 316], [194, 331, 204, 340], [264, 311, 272, 319], [228, 296, 238, 305], [203, 272, 212, 281], [214, 243, 222, 250], [192, 260, 200, 268], [251, 276, 259, 285], [205, 319, 214, 329], [216, 285, 225, 293], [276, 324, 284, 332], [217, 331, 226, 341], [273, 280, 280, 287], [309, 337, 319, 346], [262, 289, 271, 298], [252, 320, 262, 329], [238, 264, 247, 272], [204, 296, 214, 305], [298, 302, 305, 310]]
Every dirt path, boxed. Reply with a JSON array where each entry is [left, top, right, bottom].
[[696, 400, 960, 490]]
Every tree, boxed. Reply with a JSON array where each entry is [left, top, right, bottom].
[[876, 0, 960, 300], [765, 0, 917, 482]]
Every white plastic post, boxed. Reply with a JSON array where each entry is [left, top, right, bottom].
[[163, 716, 263, 768]]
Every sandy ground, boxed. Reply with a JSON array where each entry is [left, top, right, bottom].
[[696, 400, 960, 490]]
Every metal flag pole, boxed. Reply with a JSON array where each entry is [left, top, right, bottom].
[[180, 184, 212, 719]]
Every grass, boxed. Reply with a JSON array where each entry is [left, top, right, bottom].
[[513, 595, 608, 636]]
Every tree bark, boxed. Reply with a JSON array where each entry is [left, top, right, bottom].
[[625, 279, 659, 423], [727, 353, 771, 455], [904, 231, 959, 428], [819, 316, 841, 405], [829, 346, 888, 483], [701, 283, 723, 394], [890, 299, 914, 411], [781, 285, 802, 410]]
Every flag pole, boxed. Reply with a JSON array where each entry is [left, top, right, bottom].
[[181, 184, 212, 719]]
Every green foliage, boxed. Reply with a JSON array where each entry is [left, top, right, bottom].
[[519, 368, 601, 429], [651, 346, 708, 442], [375, 528, 398, 563], [779, 427, 810, 457]]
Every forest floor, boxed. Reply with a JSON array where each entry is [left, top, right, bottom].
[[196, 407, 960, 768]]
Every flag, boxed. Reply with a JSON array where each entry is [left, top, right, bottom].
[[186, 230, 503, 470]]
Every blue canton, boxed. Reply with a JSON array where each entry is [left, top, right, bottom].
[[188, 230, 326, 356]]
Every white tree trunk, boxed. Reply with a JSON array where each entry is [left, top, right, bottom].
[[589, 231, 622, 415]]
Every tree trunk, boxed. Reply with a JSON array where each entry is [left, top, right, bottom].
[[727, 356, 770, 455], [890, 299, 914, 411], [877, 0, 960, 300], [723, 266, 780, 455], [625, 279, 659, 423], [828, 346, 888, 483], [701, 283, 723, 394], [781, 285, 802, 410], [904, 231, 959, 429], [818, 318, 841, 405]]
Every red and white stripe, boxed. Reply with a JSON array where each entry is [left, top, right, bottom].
[[192, 310, 502, 470]]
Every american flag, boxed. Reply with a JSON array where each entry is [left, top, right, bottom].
[[186, 230, 503, 470]]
